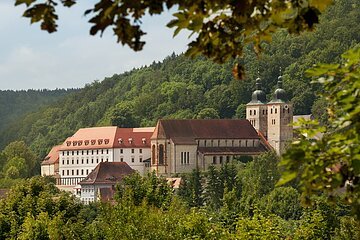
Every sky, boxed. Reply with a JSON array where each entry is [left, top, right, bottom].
[[0, 1, 190, 90]]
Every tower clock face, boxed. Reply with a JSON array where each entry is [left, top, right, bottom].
[[284, 105, 288, 109]]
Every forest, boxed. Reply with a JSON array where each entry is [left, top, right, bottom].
[[0, 153, 359, 239], [0, 89, 77, 132]]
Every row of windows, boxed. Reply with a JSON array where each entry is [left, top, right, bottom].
[[120, 148, 143, 154], [180, 152, 190, 165], [120, 156, 143, 163], [62, 168, 91, 176], [249, 107, 291, 116], [62, 157, 108, 165], [82, 188, 94, 193], [62, 149, 109, 156], [201, 139, 256, 147], [212, 156, 231, 165]]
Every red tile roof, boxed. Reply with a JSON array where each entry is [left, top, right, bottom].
[[41, 145, 61, 165], [152, 119, 260, 140], [60, 127, 154, 150], [79, 162, 134, 185]]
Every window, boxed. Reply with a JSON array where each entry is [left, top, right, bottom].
[[62, 160, 64, 165], [159, 144, 164, 165], [81, 169, 84, 175], [67, 170, 69, 175], [101, 149, 103, 154], [139, 149, 142, 154], [181, 152, 183, 165], [77, 151, 79, 155], [250, 110, 252, 115], [96, 150, 99, 154], [72, 159, 74, 164], [219, 156, 223, 164], [187, 152, 190, 164], [86, 159, 89, 164], [62, 170, 64, 175], [101, 158, 103, 162], [131, 158, 134, 163], [106, 149, 109, 154], [67, 151, 69, 156], [72, 170, 74, 175], [86, 169, 89, 175], [131, 149, 134, 154], [152, 145, 156, 165], [275, 108, 277, 114], [212, 156, 216, 164], [254, 110, 256, 115], [263, 109, 265, 115], [76, 159, 79, 164], [67, 159, 69, 165], [62, 151, 65, 156], [91, 150, 94, 155], [120, 158, 123, 162], [271, 108, 273, 114], [140, 157, 143, 163], [87, 150, 89, 155], [226, 156, 230, 163], [82, 159, 84, 164], [76, 169, 79, 175], [91, 159, 94, 164], [97, 158, 99, 163], [204, 140, 207, 146]]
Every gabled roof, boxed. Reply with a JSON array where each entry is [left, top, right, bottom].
[[79, 162, 134, 185], [152, 119, 260, 140], [60, 127, 154, 150], [41, 145, 61, 165]]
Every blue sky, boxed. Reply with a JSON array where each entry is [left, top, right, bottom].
[[0, 1, 189, 90]]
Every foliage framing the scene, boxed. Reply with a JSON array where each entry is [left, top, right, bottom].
[[15, 0, 333, 68], [279, 47, 360, 219]]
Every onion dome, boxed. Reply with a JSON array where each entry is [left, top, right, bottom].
[[271, 75, 288, 103], [248, 77, 266, 104]]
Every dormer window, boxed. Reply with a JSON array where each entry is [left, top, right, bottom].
[[142, 138, 146, 144], [129, 138, 133, 144], [91, 140, 96, 145], [84, 140, 89, 145], [118, 138, 123, 144], [78, 140, 82, 146], [72, 141, 77, 146], [98, 139, 103, 145], [104, 139, 109, 144], [66, 141, 71, 146]]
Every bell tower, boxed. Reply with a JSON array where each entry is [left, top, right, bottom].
[[267, 74, 293, 155], [246, 76, 268, 137]]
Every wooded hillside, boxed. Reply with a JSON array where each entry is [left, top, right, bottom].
[[0, 0, 358, 158]]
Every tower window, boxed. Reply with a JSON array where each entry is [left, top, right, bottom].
[[263, 109, 265, 115], [275, 108, 277, 114], [254, 110, 256, 115], [271, 109, 273, 114]]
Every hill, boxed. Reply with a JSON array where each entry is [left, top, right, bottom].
[[0, 0, 358, 158], [0, 89, 78, 132]]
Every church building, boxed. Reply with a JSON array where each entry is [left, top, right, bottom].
[[150, 119, 269, 175]]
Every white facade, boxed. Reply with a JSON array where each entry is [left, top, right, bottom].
[[58, 148, 114, 186]]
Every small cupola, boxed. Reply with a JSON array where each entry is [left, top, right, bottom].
[[248, 77, 266, 104], [272, 75, 288, 103]]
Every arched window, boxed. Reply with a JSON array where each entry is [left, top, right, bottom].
[[152, 145, 156, 165], [250, 110, 252, 115], [254, 110, 256, 115], [159, 144, 164, 165]]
